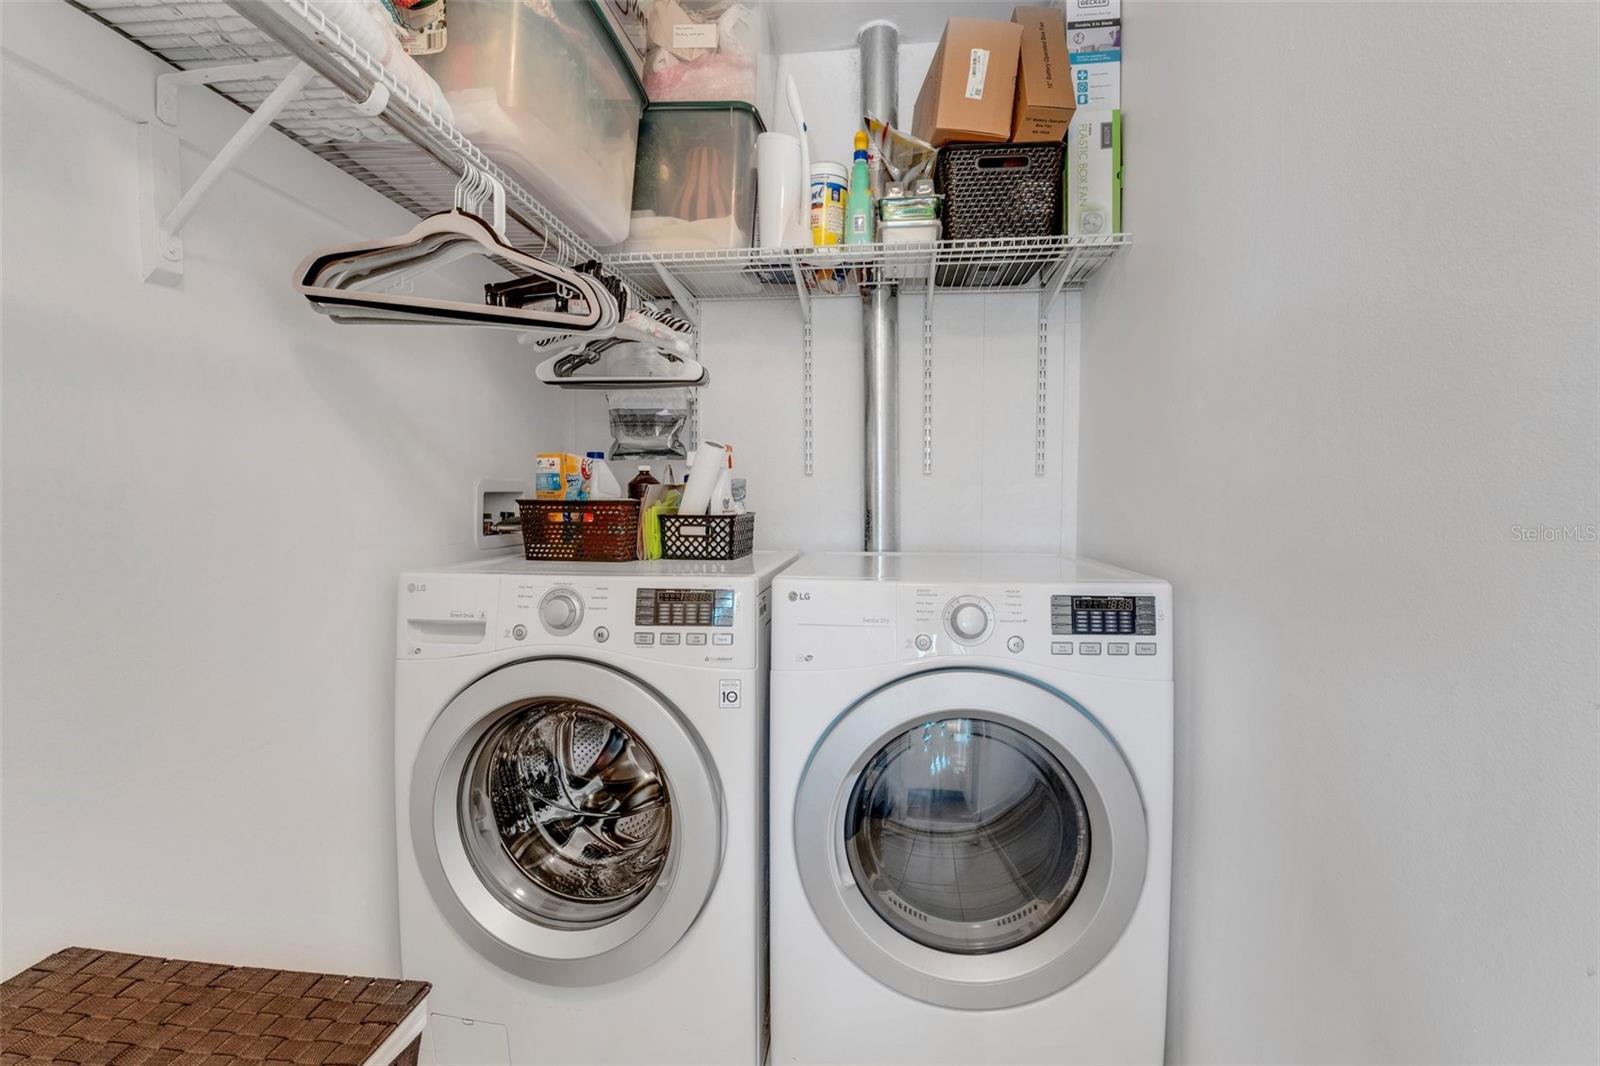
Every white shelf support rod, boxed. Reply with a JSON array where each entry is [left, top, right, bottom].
[[650, 260, 701, 329], [140, 60, 315, 284], [155, 57, 303, 125], [1037, 245, 1082, 320], [922, 247, 938, 476], [788, 255, 813, 327]]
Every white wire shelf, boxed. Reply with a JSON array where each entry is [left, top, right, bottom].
[[605, 235, 1130, 304], [71, 0, 607, 272]]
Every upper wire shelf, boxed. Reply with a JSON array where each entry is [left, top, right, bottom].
[[70, 0, 1128, 313], [605, 235, 1131, 304], [71, 0, 606, 273]]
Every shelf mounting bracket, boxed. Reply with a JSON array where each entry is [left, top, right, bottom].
[[922, 247, 938, 475], [140, 60, 316, 284], [789, 255, 815, 476], [650, 260, 700, 329]]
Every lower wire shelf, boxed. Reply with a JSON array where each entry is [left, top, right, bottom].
[[604, 234, 1130, 304]]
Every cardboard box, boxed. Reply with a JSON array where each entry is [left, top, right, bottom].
[[1067, 0, 1121, 110], [1064, 109, 1121, 236], [1010, 7, 1075, 142], [912, 18, 1023, 147]]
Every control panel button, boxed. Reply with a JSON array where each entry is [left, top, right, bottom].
[[1078, 642, 1102, 655], [1051, 641, 1073, 655], [686, 633, 707, 646], [511, 624, 528, 641], [659, 633, 681, 646], [1108, 642, 1129, 655], [914, 634, 934, 652], [593, 626, 610, 643], [713, 633, 734, 646], [1135, 642, 1157, 655], [1006, 636, 1025, 654], [634, 632, 655, 646], [539, 589, 584, 636]]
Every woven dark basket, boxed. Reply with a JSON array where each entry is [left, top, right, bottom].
[[659, 512, 755, 561], [519, 499, 640, 562], [936, 141, 1065, 241]]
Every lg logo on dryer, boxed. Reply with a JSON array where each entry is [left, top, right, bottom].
[[787, 590, 812, 602]]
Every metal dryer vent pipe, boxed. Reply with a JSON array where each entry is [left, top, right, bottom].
[[858, 20, 899, 552]]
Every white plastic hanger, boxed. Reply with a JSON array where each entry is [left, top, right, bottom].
[[295, 165, 617, 337]]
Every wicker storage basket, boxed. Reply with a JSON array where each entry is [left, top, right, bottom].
[[658, 512, 755, 561], [519, 499, 640, 562], [936, 141, 1065, 240]]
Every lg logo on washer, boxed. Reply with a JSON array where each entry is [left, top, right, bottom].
[[787, 590, 811, 602]]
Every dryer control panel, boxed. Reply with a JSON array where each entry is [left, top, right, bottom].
[[773, 575, 1172, 680]]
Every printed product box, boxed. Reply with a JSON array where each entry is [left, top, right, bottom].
[[1064, 109, 1121, 236], [1066, 0, 1121, 110], [912, 18, 1024, 147], [1010, 6, 1075, 142]]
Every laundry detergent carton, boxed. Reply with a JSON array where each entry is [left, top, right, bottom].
[[1065, 109, 1121, 236], [1067, 0, 1121, 110], [535, 453, 584, 499]]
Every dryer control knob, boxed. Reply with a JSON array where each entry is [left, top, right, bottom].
[[539, 590, 583, 635], [946, 598, 993, 643]]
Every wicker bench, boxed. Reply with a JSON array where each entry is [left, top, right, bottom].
[[1, 947, 429, 1065]]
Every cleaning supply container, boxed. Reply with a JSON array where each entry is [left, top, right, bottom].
[[417, 0, 645, 246], [809, 161, 848, 245], [621, 102, 764, 251]]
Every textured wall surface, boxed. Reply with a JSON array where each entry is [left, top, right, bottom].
[[1079, 2, 1599, 1061]]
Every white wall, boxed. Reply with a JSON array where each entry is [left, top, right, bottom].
[[0, 1, 569, 978], [1079, 2, 1599, 1062]]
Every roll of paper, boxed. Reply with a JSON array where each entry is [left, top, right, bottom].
[[677, 440, 728, 516]]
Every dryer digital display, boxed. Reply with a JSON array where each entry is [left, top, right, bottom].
[[635, 588, 735, 627], [1052, 595, 1157, 636]]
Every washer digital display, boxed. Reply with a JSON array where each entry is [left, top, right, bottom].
[[635, 588, 735, 627]]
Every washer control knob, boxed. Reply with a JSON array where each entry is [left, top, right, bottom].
[[914, 633, 934, 652], [1006, 635, 1025, 654], [511, 624, 528, 641], [945, 597, 994, 644], [539, 589, 583, 635]]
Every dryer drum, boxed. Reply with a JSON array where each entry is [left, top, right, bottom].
[[460, 699, 673, 928], [844, 717, 1091, 955]]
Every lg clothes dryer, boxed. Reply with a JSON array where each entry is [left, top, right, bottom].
[[395, 552, 794, 1066], [770, 553, 1173, 1065]]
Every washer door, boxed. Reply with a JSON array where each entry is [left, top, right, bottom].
[[794, 669, 1147, 1009], [412, 658, 723, 986]]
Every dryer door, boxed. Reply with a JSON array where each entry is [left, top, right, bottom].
[[412, 658, 723, 986], [794, 669, 1146, 1009]]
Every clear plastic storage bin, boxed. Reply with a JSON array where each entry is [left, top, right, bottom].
[[643, 0, 776, 119], [621, 101, 763, 252], [418, 0, 645, 247]]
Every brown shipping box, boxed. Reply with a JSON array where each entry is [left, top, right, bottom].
[[1011, 6, 1075, 141], [912, 18, 1024, 147]]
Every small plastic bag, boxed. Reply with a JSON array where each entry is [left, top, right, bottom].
[[608, 388, 690, 458]]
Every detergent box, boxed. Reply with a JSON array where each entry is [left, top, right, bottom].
[[1066, 0, 1120, 110]]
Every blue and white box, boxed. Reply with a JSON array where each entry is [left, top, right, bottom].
[[1067, 0, 1121, 110]]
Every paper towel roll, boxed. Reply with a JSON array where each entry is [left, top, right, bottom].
[[677, 440, 728, 516]]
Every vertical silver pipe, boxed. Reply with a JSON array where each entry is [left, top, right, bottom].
[[859, 21, 900, 552]]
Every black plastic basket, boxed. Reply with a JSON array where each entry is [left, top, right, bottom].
[[518, 500, 640, 562], [936, 142, 1065, 241], [658, 512, 755, 561]]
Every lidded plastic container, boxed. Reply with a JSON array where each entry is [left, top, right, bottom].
[[417, 0, 645, 246], [621, 101, 764, 252], [643, 0, 777, 118]]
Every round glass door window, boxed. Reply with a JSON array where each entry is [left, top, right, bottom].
[[460, 700, 672, 928], [845, 718, 1090, 954]]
